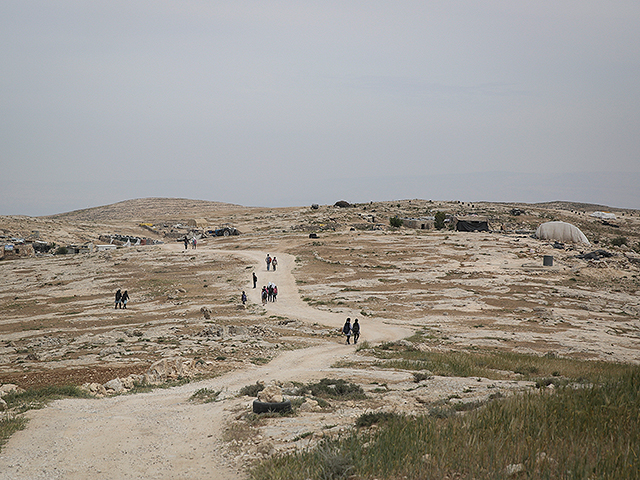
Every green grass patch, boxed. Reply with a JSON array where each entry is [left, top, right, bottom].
[[0, 416, 28, 451], [250, 366, 640, 480], [1, 385, 92, 452], [369, 344, 632, 383], [295, 378, 366, 401]]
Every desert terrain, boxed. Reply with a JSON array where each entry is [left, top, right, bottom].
[[1, 198, 639, 479]]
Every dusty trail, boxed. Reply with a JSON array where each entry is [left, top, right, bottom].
[[0, 245, 412, 480]]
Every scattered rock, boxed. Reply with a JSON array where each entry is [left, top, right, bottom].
[[0, 384, 23, 396], [144, 357, 203, 385], [256, 441, 275, 456], [99, 345, 126, 357], [103, 378, 125, 394], [258, 385, 284, 403], [201, 306, 212, 319], [506, 463, 525, 477], [298, 398, 321, 412]]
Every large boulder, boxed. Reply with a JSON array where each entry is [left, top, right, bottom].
[[103, 378, 125, 394]]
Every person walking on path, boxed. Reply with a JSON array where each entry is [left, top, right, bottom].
[[261, 286, 268, 305], [271, 257, 278, 271], [241, 291, 247, 305], [121, 290, 129, 309], [266, 254, 272, 271], [183, 238, 189, 250], [252, 272, 258, 288], [272, 284, 278, 302], [115, 289, 122, 309], [352, 318, 360, 344], [342, 317, 352, 344], [192, 238, 197, 249]]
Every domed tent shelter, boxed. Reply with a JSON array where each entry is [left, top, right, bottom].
[[535, 221, 590, 245]]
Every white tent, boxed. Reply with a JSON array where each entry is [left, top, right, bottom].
[[535, 221, 590, 245], [590, 211, 617, 220]]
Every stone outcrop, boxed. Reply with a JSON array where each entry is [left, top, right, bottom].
[[144, 357, 203, 385], [80, 358, 207, 397]]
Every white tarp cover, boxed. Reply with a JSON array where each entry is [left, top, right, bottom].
[[535, 221, 590, 244], [590, 211, 617, 220]]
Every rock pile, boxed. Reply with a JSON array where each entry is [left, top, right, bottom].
[[81, 357, 211, 397]]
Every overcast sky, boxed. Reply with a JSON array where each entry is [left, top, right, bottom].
[[1, 1, 639, 216]]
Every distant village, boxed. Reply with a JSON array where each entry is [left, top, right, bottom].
[[0, 200, 630, 262], [0, 218, 219, 261]]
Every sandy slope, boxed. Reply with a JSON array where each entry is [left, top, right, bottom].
[[0, 245, 411, 480]]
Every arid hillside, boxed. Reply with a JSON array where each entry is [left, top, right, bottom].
[[1, 197, 640, 479], [1, 197, 639, 391]]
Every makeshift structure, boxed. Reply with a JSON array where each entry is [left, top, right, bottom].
[[402, 217, 435, 230], [535, 221, 590, 245], [455, 216, 489, 232], [1, 242, 35, 260], [590, 211, 617, 220], [187, 218, 208, 228]]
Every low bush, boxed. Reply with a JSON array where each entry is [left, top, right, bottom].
[[189, 388, 221, 403], [297, 378, 366, 401], [389, 216, 403, 228], [239, 382, 265, 397]]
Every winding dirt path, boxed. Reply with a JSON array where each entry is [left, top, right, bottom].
[[0, 246, 412, 480]]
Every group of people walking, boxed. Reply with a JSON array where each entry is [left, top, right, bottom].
[[114, 289, 129, 309], [261, 283, 278, 304], [248, 254, 280, 305], [265, 254, 278, 271], [184, 237, 197, 249], [342, 317, 360, 344]]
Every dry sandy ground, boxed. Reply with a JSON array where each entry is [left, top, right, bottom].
[[1, 199, 640, 479], [0, 247, 412, 480]]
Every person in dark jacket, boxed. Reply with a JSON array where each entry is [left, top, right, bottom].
[[342, 318, 352, 344], [115, 289, 122, 309], [121, 290, 129, 309], [352, 318, 360, 344], [253, 272, 258, 288]]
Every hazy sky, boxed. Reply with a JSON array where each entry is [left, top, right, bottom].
[[2, 1, 639, 215]]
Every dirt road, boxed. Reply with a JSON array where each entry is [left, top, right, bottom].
[[0, 245, 412, 480]]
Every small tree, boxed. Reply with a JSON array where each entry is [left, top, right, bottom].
[[389, 216, 403, 228], [434, 211, 447, 230]]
